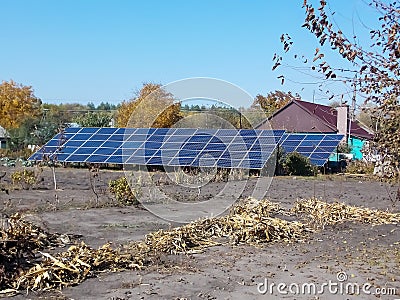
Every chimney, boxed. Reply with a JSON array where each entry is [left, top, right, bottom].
[[336, 105, 349, 142]]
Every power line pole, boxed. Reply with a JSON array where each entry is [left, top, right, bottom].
[[351, 74, 357, 121], [239, 107, 242, 129]]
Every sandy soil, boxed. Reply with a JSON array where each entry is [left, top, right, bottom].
[[0, 166, 399, 299]]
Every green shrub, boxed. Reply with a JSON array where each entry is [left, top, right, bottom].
[[346, 160, 374, 175], [337, 142, 352, 154], [282, 152, 317, 176], [108, 177, 139, 205]]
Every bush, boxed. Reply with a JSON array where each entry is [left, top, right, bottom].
[[337, 142, 352, 154], [11, 169, 37, 189], [346, 160, 374, 175], [108, 177, 139, 205], [282, 152, 317, 176]]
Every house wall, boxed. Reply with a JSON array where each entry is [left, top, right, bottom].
[[349, 137, 364, 160], [336, 105, 349, 139], [0, 126, 7, 149]]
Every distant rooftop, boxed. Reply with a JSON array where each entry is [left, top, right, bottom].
[[292, 100, 374, 140], [256, 99, 374, 140]]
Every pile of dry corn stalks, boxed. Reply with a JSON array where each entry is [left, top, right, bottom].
[[13, 241, 150, 292], [0, 213, 61, 296], [292, 198, 400, 228], [1, 198, 307, 294], [1, 197, 400, 295], [145, 197, 306, 255]]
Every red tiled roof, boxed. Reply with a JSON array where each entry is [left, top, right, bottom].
[[295, 100, 374, 140], [294, 101, 337, 130], [263, 100, 374, 140]]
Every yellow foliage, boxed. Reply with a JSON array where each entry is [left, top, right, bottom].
[[116, 83, 182, 128], [0, 80, 41, 130], [115, 100, 138, 128], [108, 176, 139, 205], [253, 90, 295, 117]]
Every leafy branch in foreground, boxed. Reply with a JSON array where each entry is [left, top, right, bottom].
[[273, 0, 399, 180]]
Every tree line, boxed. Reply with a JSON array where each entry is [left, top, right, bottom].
[[0, 80, 118, 150]]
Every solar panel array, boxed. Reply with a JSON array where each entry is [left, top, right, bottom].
[[29, 127, 285, 169], [280, 133, 344, 166]]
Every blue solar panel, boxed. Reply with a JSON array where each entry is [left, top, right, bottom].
[[280, 133, 343, 166], [29, 127, 285, 169], [66, 154, 89, 162], [82, 141, 104, 147], [190, 135, 212, 143], [106, 156, 124, 164], [87, 155, 108, 163], [103, 141, 122, 148], [238, 129, 257, 137], [98, 127, 119, 134], [94, 148, 115, 155], [88, 134, 109, 141], [204, 143, 225, 151], [299, 140, 318, 147], [284, 134, 305, 141], [81, 128, 99, 133], [45, 139, 60, 146], [126, 135, 147, 142]]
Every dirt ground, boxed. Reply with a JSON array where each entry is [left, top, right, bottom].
[[0, 166, 399, 299]]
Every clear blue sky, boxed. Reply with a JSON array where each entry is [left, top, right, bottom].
[[0, 0, 379, 107]]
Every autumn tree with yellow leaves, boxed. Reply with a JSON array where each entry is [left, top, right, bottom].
[[116, 83, 182, 128], [252, 90, 297, 117], [0, 80, 41, 130]]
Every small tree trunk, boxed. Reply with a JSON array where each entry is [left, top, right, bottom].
[[52, 166, 57, 190]]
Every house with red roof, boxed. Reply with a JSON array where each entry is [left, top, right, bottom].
[[256, 99, 374, 159]]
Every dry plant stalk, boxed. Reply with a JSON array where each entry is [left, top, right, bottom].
[[14, 242, 149, 291], [144, 198, 307, 254], [0, 213, 61, 293], [292, 198, 400, 229]]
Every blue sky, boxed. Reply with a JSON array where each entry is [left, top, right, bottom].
[[0, 0, 380, 107]]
